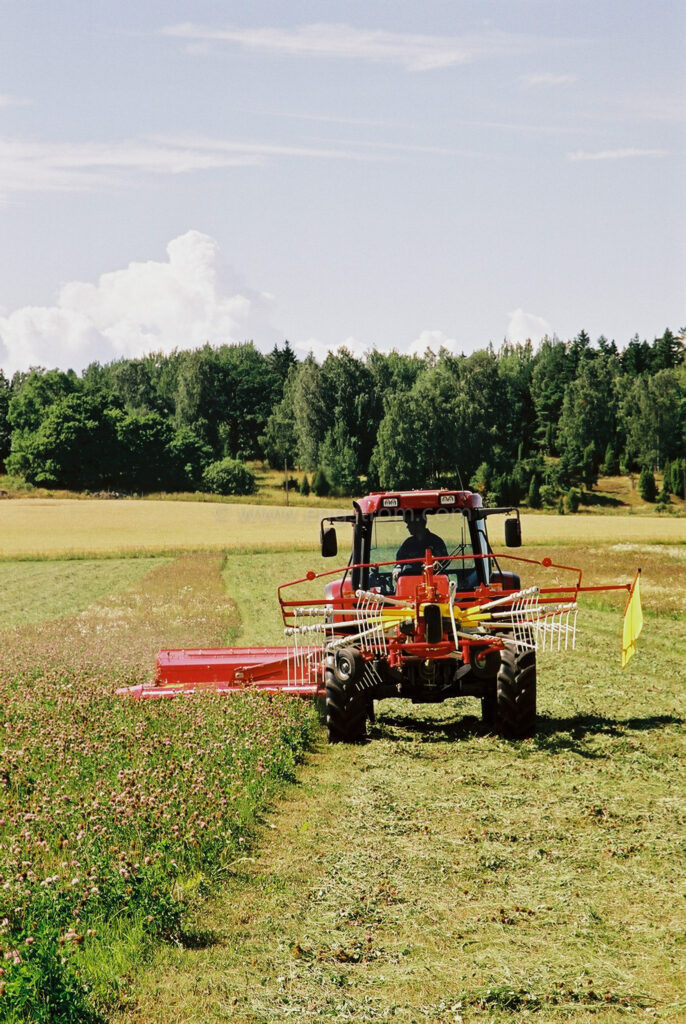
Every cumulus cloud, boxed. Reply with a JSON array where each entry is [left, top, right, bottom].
[[164, 22, 537, 71], [294, 335, 369, 361], [408, 329, 459, 356], [0, 231, 280, 375], [506, 309, 551, 344], [294, 329, 463, 362]]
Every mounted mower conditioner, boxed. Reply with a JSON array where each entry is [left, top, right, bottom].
[[119, 490, 642, 743]]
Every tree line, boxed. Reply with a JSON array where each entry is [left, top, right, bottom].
[[0, 328, 684, 504]]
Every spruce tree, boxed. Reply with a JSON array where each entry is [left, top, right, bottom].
[[638, 466, 657, 502]]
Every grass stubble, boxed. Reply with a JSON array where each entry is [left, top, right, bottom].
[[0, 514, 683, 1022]]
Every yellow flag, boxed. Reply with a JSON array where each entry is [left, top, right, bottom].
[[621, 571, 643, 668]]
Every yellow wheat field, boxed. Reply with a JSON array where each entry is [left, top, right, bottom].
[[1, 497, 685, 558]]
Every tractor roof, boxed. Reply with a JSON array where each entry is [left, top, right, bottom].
[[357, 489, 483, 515]]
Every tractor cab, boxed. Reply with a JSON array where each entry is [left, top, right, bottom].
[[320, 489, 522, 599]]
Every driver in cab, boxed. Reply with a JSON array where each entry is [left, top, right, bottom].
[[394, 509, 448, 577]]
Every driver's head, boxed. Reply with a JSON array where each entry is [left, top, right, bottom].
[[403, 509, 428, 537]]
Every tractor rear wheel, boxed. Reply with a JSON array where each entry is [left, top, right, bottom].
[[495, 646, 537, 738], [481, 683, 497, 729], [473, 650, 501, 730]]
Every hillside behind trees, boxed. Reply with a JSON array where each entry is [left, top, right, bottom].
[[0, 329, 684, 505]]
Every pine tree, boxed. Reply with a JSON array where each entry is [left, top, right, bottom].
[[638, 466, 657, 502], [311, 467, 330, 497]]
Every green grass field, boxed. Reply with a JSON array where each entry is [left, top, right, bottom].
[[0, 503, 683, 1023]]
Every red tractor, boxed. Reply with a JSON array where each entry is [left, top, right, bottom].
[[121, 489, 640, 743]]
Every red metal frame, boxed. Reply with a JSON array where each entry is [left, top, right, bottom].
[[118, 546, 632, 702]]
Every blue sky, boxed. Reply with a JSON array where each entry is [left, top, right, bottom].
[[0, 0, 683, 374]]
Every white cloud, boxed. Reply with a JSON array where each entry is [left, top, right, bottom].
[[0, 94, 31, 109], [0, 231, 279, 375], [294, 335, 370, 361], [408, 329, 459, 356], [0, 133, 391, 202], [521, 72, 576, 88], [294, 329, 463, 362], [506, 309, 551, 344], [567, 147, 668, 162], [627, 93, 686, 123], [164, 22, 537, 71]]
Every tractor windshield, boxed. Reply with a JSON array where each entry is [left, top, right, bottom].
[[368, 509, 490, 592]]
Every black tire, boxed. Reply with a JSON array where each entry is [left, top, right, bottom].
[[325, 668, 367, 744], [472, 650, 500, 729], [481, 681, 497, 729], [495, 646, 537, 738]]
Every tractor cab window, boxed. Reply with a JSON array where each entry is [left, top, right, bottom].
[[367, 509, 489, 594]]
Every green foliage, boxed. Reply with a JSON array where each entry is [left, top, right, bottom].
[[319, 422, 359, 496], [291, 356, 328, 471], [260, 367, 298, 469], [6, 394, 117, 490], [0, 370, 11, 467], [7, 369, 78, 434], [470, 461, 492, 495], [201, 457, 257, 496], [299, 474, 310, 496], [638, 466, 657, 502], [529, 338, 573, 454], [623, 369, 684, 469], [527, 475, 541, 509], [564, 487, 581, 513], [110, 410, 175, 491], [667, 458, 684, 498], [372, 389, 429, 489], [601, 442, 619, 476], [166, 427, 213, 491], [311, 466, 330, 497], [1, 328, 682, 497]]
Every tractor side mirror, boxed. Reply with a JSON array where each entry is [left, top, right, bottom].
[[321, 525, 338, 558], [504, 517, 522, 548]]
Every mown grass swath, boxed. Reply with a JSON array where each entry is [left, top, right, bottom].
[[0, 554, 315, 1022]]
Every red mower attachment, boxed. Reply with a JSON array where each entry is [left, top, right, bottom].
[[120, 646, 321, 700]]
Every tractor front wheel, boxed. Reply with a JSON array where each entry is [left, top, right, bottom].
[[495, 646, 537, 738], [325, 667, 367, 743]]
